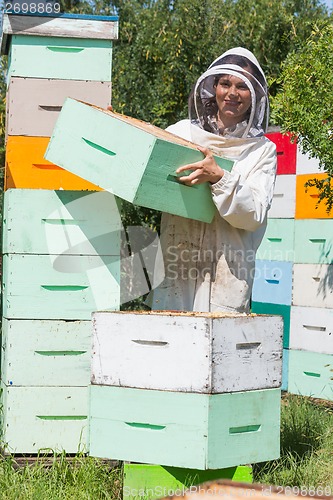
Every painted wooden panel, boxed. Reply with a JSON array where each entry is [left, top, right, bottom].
[[1, 318, 91, 387], [2, 254, 120, 320], [1, 13, 118, 55], [289, 306, 333, 354], [6, 78, 111, 137], [251, 260, 293, 305], [268, 175, 296, 219], [5, 135, 102, 190], [293, 263, 333, 309], [294, 220, 333, 264], [89, 385, 281, 470], [296, 148, 321, 175], [282, 348, 289, 392], [3, 189, 121, 256], [265, 132, 296, 175], [122, 463, 252, 500], [288, 350, 333, 401], [251, 302, 291, 348], [296, 174, 333, 219], [1, 384, 88, 453], [256, 219, 295, 262], [91, 311, 283, 393], [7, 35, 113, 82], [45, 99, 234, 223]]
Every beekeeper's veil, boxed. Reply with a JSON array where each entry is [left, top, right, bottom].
[[189, 47, 269, 138]]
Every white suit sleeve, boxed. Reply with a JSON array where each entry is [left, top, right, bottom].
[[210, 140, 277, 232]]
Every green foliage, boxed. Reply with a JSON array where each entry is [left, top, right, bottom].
[[271, 22, 333, 213], [253, 394, 333, 488]]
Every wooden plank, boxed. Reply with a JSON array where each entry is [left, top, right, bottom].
[[289, 306, 333, 354], [6, 78, 111, 137], [1, 14, 118, 55], [293, 263, 333, 308], [91, 311, 283, 393], [294, 219, 333, 264], [89, 385, 281, 470], [45, 99, 233, 223], [122, 463, 252, 500], [1, 384, 88, 454], [296, 173, 333, 219], [256, 218, 295, 262], [1, 318, 91, 387], [2, 254, 120, 320], [288, 349, 333, 401], [3, 189, 121, 256], [268, 175, 296, 218], [251, 260, 293, 305], [5, 136, 102, 191], [7, 35, 113, 82]]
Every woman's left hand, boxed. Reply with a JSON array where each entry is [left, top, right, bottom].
[[176, 146, 224, 185]]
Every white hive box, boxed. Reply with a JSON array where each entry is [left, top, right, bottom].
[[91, 311, 283, 393]]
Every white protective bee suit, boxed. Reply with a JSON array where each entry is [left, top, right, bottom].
[[148, 47, 277, 313]]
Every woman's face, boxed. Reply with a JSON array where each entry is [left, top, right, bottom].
[[214, 74, 252, 128]]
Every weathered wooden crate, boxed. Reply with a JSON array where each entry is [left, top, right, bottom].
[[45, 98, 234, 223], [268, 175, 296, 219], [296, 174, 333, 219], [3, 189, 121, 256], [1, 318, 91, 387], [294, 220, 333, 264], [293, 264, 333, 308], [6, 77, 111, 137], [122, 463, 252, 500], [1, 13, 118, 55], [2, 254, 120, 320], [289, 306, 333, 354], [288, 349, 333, 401], [6, 35, 113, 83], [89, 385, 281, 470], [1, 384, 88, 453], [92, 311, 283, 393], [251, 260, 293, 306], [256, 218, 295, 262], [5, 135, 101, 190], [251, 302, 291, 348]]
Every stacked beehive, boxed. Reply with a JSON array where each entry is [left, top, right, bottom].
[[0, 12, 120, 453], [252, 131, 333, 400], [89, 311, 283, 488]]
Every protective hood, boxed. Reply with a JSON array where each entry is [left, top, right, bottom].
[[189, 47, 269, 139]]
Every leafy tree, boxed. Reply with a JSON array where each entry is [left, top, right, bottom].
[[271, 21, 333, 212]]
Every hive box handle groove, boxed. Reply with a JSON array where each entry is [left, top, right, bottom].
[[38, 105, 63, 112], [125, 422, 166, 430], [303, 325, 326, 332], [35, 350, 86, 356], [82, 137, 116, 156], [303, 371, 321, 378], [41, 285, 88, 291], [42, 219, 84, 225], [46, 46, 84, 53], [32, 164, 63, 171], [309, 239, 326, 244], [131, 339, 169, 347], [229, 424, 261, 434], [236, 342, 261, 350], [36, 415, 87, 420], [267, 238, 282, 242], [265, 279, 279, 285]]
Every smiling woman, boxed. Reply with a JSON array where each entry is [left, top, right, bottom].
[[147, 47, 277, 313]]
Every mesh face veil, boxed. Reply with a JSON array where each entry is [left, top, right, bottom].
[[189, 47, 269, 138]]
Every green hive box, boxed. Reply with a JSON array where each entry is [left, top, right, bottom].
[[45, 98, 234, 223]]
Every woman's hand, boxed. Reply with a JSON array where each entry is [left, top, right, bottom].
[[176, 146, 224, 186]]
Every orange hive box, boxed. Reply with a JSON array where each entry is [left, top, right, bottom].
[[296, 173, 333, 219]]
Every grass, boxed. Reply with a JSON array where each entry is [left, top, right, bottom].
[[0, 394, 332, 498], [253, 393, 333, 489]]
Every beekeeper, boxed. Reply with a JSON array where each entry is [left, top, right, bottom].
[[148, 47, 277, 313]]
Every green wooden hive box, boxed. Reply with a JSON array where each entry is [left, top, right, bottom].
[[45, 98, 234, 223]]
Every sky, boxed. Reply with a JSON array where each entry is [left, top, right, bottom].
[[322, 0, 333, 10]]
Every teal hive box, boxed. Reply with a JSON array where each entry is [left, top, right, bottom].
[[45, 98, 234, 223], [2, 254, 120, 320], [256, 218, 295, 262], [6, 35, 113, 83], [89, 385, 281, 470], [1, 384, 88, 454], [294, 219, 333, 264], [288, 350, 333, 401], [1, 318, 91, 387], [3, 189, 121, 256]]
